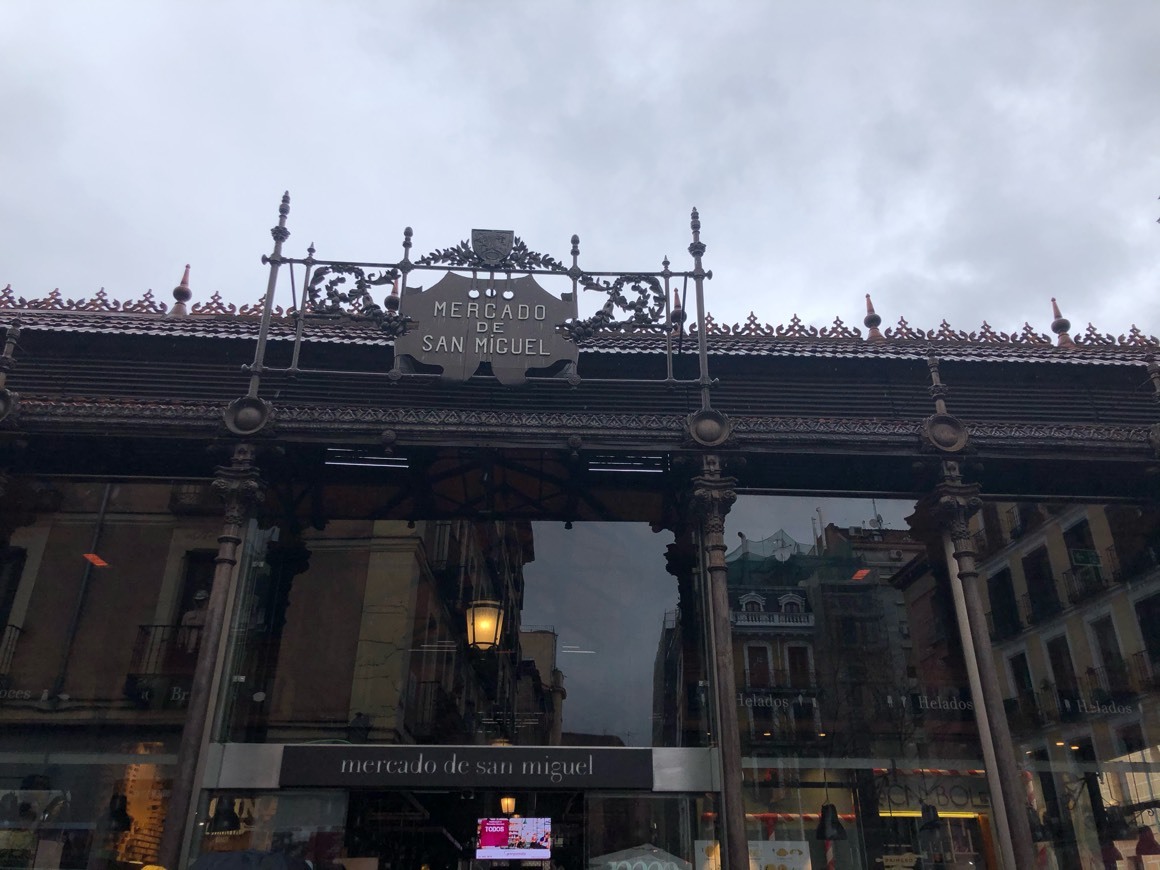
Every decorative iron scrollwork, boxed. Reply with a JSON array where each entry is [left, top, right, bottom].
[[306, 264, 400, 315], [415, 236, 570, 274], [304, 264, 413, 335], [557, 274, 667, 340]]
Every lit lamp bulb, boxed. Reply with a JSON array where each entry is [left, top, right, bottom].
[[466, 600, 504, 650]]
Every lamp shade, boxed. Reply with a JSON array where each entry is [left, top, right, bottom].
[[206, 795, 241, 834], [816, 803, 846, 840], [500, 796, 516, 815], [466, 599, 504, 650]]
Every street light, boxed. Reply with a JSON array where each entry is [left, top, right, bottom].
[[466, 599, 504, 650], [500, 796, 516, 815]]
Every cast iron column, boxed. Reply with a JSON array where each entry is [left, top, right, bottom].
[[158, 443, 265, 869], [929, 461, 1035, 869], [692, 455, 748, 870]]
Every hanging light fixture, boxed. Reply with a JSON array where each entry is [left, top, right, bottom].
[[816, 767, 846, 841], [815, 803, 846, 840], [919, 802, 941, 831], [500, 796, 516, 815], [205, 795, 242, 834], [466, 599, 504, 650], [107, 794, 133, 834]]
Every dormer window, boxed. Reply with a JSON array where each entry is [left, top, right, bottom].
[[778, 592, 805, 613], [738, 592, 766, 612]]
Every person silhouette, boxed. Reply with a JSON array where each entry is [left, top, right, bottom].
[[180, 590, 210, 653]]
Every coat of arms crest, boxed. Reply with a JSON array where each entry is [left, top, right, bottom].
[[471, 230, 515, 267]]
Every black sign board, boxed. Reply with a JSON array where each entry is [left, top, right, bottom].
[[393, 273, 578, 385], [280, 745, 653, 790]]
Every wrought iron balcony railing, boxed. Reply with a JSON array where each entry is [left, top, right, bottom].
[[1019, 592, 1063, 626], [986, 609, 1023, 642], [128, 624, 203, 676], [0, 624, 21, 679], [1003, 691, 1048, 734], [742, 670, 818, 691], [1085, 656, 1147, 703], [1063, 565, 1110, 604]]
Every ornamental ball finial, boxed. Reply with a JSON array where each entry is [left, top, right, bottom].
[[1050, 297, 1075, 348], [864, 293, 885, 342], [167, 264, 192, 318]]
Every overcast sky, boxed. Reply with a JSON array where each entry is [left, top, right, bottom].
[[2, 2, 1157, 336]]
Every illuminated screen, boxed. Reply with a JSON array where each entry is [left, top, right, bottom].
[[476, 817, 552, 860]]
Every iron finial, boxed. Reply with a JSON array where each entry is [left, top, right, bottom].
[[670, 286, 686, 327], [688, 207, 706, 260], [271, 191, 291, 244], [166, 264, 192, 318], [570, 234, 580, 259], [1050, 297, 1075, 348], [864, 293, 885, 342], [1146, 354, 1160, 402], [403, 226, 413, 256], [307, 241, 316, 260]]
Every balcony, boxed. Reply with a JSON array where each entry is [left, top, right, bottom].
[[1019, 592, 1063, 626], [0, 624, 20, 685], [1063, 564, 1111, 604], [1085, 656, 1148, 705], [731, 611, 815, 629], [986, 609, 1023, 642], [123, 624, 202, 708], [1003, 691, 1048, 734], [742, 670, 818, 692], [1117, 546, 1160, 583], [1034, 682, 1084, 723], [129, 624, 202, 675]]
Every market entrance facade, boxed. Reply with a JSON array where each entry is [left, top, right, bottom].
[[1, 201, 1159, 870]]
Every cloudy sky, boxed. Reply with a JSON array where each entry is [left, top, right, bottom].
[[2, 2, 1157, 336]]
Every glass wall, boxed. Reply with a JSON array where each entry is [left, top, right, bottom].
[[191, 790, 715, 870], [723, 494, 995, 870], [0, 477, 219, 870], [977, 500, 1160, 870], [213, 472, 711, 750]]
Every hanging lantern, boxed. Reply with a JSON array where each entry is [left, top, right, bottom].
[[919, 802, 941, 831], [500, 796, 516, 815], [466, 599, 504, 651], [815, 803, 846, 840], [107, 794, 133, 834]]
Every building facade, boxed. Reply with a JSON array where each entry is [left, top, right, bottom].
[[0, 201, 1158, 870]]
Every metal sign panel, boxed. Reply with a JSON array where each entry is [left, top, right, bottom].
[[394, 273, 578, 384], [279, 745, 654, 790]]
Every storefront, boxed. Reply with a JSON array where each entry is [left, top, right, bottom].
[[0, 201, 1158, 870]]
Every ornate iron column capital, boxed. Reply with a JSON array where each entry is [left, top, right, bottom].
[[691, 454, 737, 540], [917, 459, 982, 538], [211, 442, 266, 527]]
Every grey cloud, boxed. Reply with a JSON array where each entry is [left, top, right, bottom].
[[1, 0, 1156, 337]]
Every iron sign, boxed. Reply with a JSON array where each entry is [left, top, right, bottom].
[[394, 272, 578, 385]]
